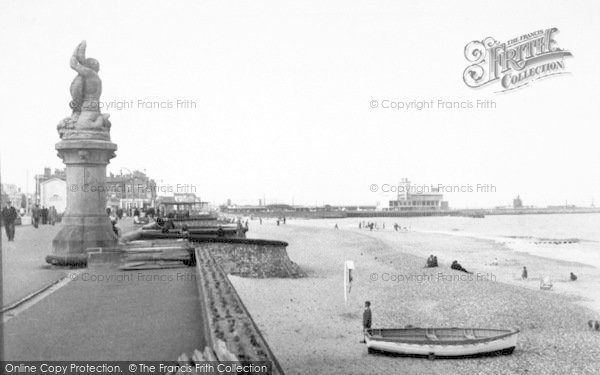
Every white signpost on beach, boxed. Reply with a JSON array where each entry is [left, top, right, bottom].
[[344, 260, 355, 305]]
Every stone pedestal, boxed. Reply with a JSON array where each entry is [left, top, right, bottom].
[[46, 139, 118, 266]]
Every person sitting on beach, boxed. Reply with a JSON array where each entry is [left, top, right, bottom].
[[490, 257, 499, 266], [425, 255, 438, 268], [425, 255, 433, 267], [361, 301, 372, 343], [522, 266, 528, 280], [570, 272, 578, 281], [451, 260, 472, 274]]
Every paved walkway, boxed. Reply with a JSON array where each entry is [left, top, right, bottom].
[[2, 223, 67, 308], [4, 267, 206, 360], [2, 218, 138, 308], [3, 218, 208, 360]]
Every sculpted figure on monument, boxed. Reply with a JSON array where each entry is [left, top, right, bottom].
[[70, 40, 101, 113], [58, 41, 111, 139]]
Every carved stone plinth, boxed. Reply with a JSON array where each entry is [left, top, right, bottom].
[[47, 139, 118, 266]]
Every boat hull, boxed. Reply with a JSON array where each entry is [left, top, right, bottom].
[[366, 328, 518, 359]]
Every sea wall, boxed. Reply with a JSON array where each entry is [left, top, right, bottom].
[[190, 237, 304, 278], [194, 247, 285, 373]]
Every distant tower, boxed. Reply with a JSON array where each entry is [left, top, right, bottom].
[[513, 194, 523, 209], [397, 178, 411, 201]]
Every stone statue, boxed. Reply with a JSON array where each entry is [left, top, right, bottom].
[[57, 41, 111, 140]]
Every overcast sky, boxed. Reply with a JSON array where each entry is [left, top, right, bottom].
[[1, 0, 598, 208]]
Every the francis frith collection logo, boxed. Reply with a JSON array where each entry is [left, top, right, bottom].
[[463, 28, 572, 92]]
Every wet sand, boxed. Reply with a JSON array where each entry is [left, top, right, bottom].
[[231, 222, 600, 375]]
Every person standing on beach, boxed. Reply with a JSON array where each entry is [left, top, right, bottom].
[[522, 266, 528, 280], [361, 301, 372, 343]]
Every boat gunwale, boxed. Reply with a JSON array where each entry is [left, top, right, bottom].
[[366, 328, 519, 346]]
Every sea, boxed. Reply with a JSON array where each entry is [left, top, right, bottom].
[[294, 213, 600, 268]]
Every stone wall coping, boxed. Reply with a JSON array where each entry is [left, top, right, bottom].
[[188, 236, 288, 247]]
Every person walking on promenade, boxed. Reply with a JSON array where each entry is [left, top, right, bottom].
[[48, 206, 57, 225], [31, 204, 41, 228], [2, 201, 18, 241], [522, 266, 528, 280], [361, 301, 372, 343], [41, 206, 48, 225]]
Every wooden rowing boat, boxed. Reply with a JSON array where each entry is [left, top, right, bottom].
[[365, 327, 519, 359]]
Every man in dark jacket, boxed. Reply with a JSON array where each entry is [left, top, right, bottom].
[[41, 206, 48, 225], [2, 201, 18, 241]]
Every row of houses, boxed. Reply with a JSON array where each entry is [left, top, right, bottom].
[[32, 168, 162, 214]]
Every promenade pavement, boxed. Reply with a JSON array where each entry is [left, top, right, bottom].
[[3, 217, 207, 360]]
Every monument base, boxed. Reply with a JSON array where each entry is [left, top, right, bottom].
[[47, 215, 119, 266]]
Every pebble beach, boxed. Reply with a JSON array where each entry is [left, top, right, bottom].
[[231, 221, 600, 375]]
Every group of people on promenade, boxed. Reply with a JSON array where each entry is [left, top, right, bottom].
[[2, 200, 61, 241], [31, 204, 58, 228]]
